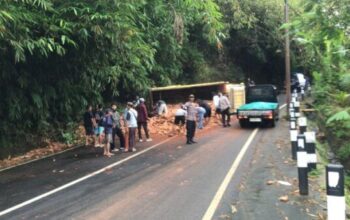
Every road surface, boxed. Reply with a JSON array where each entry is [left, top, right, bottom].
[[1, 102, 321, 220]]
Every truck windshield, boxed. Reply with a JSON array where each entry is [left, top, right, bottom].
[[246, 86, 277, 103]]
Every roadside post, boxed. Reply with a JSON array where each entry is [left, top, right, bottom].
[[326, 164, 345, 220], [290, 129, 298, 160], [297, 134, 308, 195], [290, 117, 297, 130], [301, 86, 305, 100], [298, 117, 307, 134], [304, 132, 317, 171], [294, 101, 300, 118], [289, 102, 295, 117]]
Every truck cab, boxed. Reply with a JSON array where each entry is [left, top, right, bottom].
[[237, 85, 279, 128]]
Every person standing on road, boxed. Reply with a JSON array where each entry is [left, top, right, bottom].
[[185, 94, 198, 145], [213, 92, 221, 119], [124, 102, 138, 152], [136, 98, 152, 142], [83, 105, 96, 146], [102, 109, 114, 157], [219, 93, 231, 127], [94, 104, 105, 147], [111, 103, 125, 152]]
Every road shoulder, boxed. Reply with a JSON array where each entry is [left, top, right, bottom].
[[229, 114, 327, 219]]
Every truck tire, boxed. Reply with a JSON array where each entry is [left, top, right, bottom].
[[269, 119, 276, 128], [239, 120, 249, 128]]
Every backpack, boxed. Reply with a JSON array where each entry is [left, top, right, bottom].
[[103, 115, 113, 127], [126, 112, 131, 120]]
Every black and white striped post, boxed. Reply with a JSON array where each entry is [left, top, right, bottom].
[[297, 134, 308, 195], [301, 86, 305, 100], [290, 129, 298, 160], [294, 101, 300, 118], [289, 102, 295, 117], [290, 117, 297, 130], [326, 164, 345, 220], [298, 117, 307, 134], [305, 132, 317, 171]]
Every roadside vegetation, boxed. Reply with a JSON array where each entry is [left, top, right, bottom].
[[290, 0, 350, 204], [0, 0, 294, 158], [290, 0, 350, 169]]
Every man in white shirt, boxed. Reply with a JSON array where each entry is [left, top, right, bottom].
[[219, 93, 231, 127], [185, 94, 198, 144], [213, 92, 220, 119], [124, 102, 138, 152], [173, 104, 187, 135]]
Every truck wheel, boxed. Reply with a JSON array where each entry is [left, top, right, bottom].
[[270, 119, 276, 128], [239, 120, 248, 128]]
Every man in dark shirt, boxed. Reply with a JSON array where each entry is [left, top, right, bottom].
[[83, 105, 96, 146], [95, 104, 104, 147], [103, 108, 114, 157], [136, 98, 152, 142], [199, 99, 212, 125], [111, 103, 125, 152]]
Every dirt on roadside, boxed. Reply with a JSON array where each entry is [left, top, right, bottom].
[[0, 101, 220, 170]]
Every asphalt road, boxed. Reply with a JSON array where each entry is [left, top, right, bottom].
[[0, 101, 289, 220]]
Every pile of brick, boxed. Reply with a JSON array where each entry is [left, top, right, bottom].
[[148, 102, 218, 137], [148, 104, 180, 137]]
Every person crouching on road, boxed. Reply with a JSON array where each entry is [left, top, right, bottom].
[[111, 103, 125, 152], [174, 104, 187, 135], [219, 93, 231, 127], [199, 99, 211, 126], [185, 94, 198, 144], [156, 100, 168, 116], [196, 105, 206, 129], [136, 98, 152, 142], [124, 102, 138, 152], [102, 108, 114, 157]]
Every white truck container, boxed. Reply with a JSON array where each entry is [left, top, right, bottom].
[[225, 83, 246, 114]]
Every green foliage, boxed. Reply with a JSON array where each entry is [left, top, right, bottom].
[[220, 0, 288, 86], [291, 0, 350, 168], [327, 110, 350, 124], [0, 0, 224, 153]]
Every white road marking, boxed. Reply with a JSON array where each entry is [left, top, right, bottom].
[[279, 103, 287, 110], [202, 128, 259, 220], [0, 137, 176, 217], [1, 102, 287, 217]]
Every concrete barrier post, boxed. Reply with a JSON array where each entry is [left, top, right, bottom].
[[294, 101, 300, 118], [297, 134, 308, 195], [305, 131, 317, 171], [326, 164, 345, 220], [298, 117, 307, 134], [290, 129, 298, 160]]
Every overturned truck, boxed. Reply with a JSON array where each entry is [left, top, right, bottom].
[[150, 81, 245, 114]]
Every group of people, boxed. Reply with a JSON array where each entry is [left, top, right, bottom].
[[178, 92, 231, 145], [83, 91, 232, 154], [83, 98, 152, 157]]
